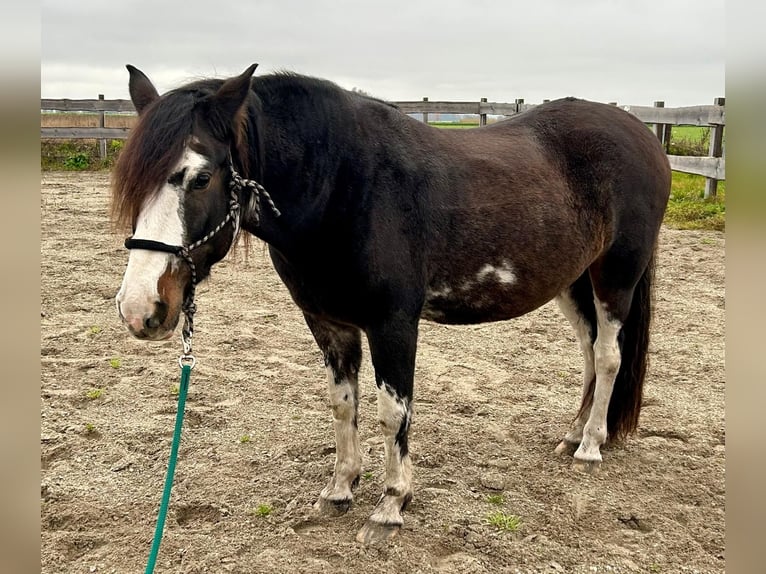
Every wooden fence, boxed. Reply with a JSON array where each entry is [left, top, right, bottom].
[[41, 95, 725, 197]]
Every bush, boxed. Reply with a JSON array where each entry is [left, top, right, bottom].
[[41, 139, 126, 171], [63, 152, 90, 170]]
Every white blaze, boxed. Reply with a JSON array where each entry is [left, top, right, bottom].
[[115, 146, 208, 328]]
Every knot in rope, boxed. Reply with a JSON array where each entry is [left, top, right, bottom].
[[228, 161, 282, 226]]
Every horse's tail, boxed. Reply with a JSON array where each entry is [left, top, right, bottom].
[[606, 251, 656, 439]]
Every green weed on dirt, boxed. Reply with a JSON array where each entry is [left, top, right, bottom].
[[486, 511, 522, 532]]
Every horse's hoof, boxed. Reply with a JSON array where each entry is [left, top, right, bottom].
[[356, 521, 401, 545], [572, 458, 601, 475], [554, 440, 578, 456], [314, 496, 352, 516]]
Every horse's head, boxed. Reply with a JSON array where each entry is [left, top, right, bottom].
[[112, 64, 258, 341]]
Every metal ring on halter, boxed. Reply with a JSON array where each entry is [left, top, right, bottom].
[[178, 354, 196, 369]]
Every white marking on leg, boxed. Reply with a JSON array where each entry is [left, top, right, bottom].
[[556, 292, 596, 445], [371, 381, 412, 526], [319, 366, 361, 504], [115, 145, 208, 331], [575, 300, 622, 463]]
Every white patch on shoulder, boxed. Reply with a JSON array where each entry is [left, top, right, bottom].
[[476, 260, 516, 285]]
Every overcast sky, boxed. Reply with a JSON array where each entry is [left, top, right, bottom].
[[41, 0, 725, 107]]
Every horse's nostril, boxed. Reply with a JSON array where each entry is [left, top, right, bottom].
[[143, 301, 169, 331]]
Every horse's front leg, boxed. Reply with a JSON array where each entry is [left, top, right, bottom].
[[305, 315, 363, 514], [356, 317, 417, 544]]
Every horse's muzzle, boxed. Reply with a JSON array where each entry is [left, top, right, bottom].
[[117, 299, 176, 341]]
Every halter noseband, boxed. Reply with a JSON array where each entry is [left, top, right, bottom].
[[124, 156, 280, 357]]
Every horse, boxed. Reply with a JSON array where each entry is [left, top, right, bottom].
[[111, 64, 671, 544]]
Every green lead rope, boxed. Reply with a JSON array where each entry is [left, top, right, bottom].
[[145, 363, 191, 574]]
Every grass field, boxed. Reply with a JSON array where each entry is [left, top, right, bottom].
[[664, 173, 725, 231]]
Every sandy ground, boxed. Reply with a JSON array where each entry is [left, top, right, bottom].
[[41, 172, 725, 573]]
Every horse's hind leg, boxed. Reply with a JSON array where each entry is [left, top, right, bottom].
[[554, 273, 597, 455], [570, 250, 654, 473], [304, 314, 363, 514], [570, 294, 623, 472]]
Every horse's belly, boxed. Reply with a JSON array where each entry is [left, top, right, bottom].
[[421, 279, 553, 325]]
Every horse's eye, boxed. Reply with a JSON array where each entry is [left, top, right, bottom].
[[192, 173, 211, 190]]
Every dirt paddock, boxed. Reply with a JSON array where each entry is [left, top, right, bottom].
[[41, 172, 725, 573]]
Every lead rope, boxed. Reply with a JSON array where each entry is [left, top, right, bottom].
[[144, 360, 191, 574], [140, 159, 279, 573]]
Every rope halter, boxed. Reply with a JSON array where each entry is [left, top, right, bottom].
[[123, 155, 280, 360]]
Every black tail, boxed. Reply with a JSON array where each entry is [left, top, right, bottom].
[[606, 252, 656, 439]]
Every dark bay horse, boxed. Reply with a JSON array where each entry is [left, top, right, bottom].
[[112, 64, 671, 544]]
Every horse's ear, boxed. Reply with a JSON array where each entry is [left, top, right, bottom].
[[209, 64, 258, 131], [126, 65, 159, 115]]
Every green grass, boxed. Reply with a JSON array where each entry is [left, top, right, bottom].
[[109, 357, 122, 369], [362, 471, 374, 481], [239, 435, 252, 444], [486, 494, 506, 505], [667, 125, 724, 156], [665, 172, 725, 231], [86, 388, 104, 400], [250, 504, 273, 517], [429, 121, 479, 129], [486, 511, 522, 532]]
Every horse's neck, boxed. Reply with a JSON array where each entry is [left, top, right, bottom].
[[244, 95, 349, 251]]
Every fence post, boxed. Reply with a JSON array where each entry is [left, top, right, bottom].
[[515, 98, 524, 115], [422, 97, 429, 124], [652, 101, 671, 153], [704, 97, 725, 199], [98, 94, 107, 160], [480, 97, 487, 126]]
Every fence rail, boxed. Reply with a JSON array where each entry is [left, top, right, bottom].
[[41, 95, 725, 195]]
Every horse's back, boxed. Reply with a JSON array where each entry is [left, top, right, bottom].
[[418, 98, 670, 325]]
